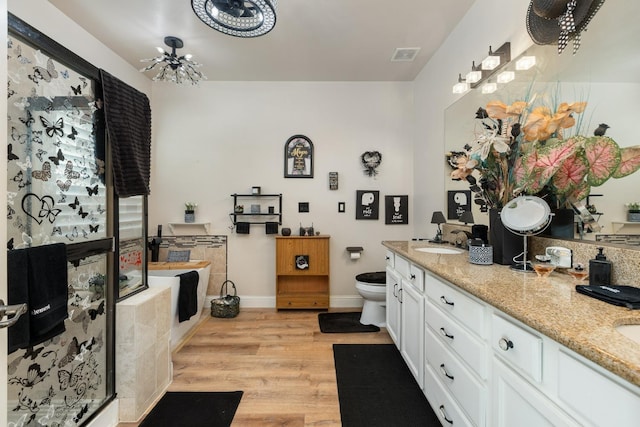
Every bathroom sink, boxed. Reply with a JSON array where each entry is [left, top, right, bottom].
[[415, 247, 463, 255], [615, 324, 640, 345]]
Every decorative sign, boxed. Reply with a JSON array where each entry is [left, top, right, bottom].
[[355, 190, 379, 220], [329, 172, 338, 190], [284, 135, 314, 178], [447, 190, 472, 220], [295, 255, 309, 270], [385, 195, 409, 224]]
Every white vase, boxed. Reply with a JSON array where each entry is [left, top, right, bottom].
[[185, 211, 195, 223]]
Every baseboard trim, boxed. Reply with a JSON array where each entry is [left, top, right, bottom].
[[205, 295, 363, 309]]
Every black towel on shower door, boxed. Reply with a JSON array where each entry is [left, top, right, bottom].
[[177, 270, 200, 322], [27, 243, 69, 347], [7, 248, 30, 353]]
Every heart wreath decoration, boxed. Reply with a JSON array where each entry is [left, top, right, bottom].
[[361, 151, 382, 177]]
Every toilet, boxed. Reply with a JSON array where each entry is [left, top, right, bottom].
[[355, 271, 387, 327]]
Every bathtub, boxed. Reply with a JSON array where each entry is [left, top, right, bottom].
[[147, 261, 211, 349]]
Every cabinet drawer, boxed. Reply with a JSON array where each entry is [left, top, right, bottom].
[[408, 264, 424, 292], [491, 314, 542, 383], [394, 255, 410, 280], [276, 294, 329, 309], [425, 298, 487, 379], [425, 272, 485, 338], [385, 250, 395, 268], [558, 350, 640, 427], [425, 327, 485, 426], [424, 362, 475, 427]]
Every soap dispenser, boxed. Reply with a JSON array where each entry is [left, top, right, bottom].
[[589, 247, 612, 286]]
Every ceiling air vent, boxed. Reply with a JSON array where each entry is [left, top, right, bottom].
[[391, 47, 421, 62]]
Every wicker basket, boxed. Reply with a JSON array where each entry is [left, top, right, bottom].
[[211, 280, 240, 318]]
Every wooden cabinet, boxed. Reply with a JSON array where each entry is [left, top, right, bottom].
[[275, 236, 330, 309]]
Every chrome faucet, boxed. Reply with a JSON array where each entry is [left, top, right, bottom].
[[450, 229, 473, 249]]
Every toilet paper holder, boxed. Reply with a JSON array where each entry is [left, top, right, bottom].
[[346, 246, 364, 260]]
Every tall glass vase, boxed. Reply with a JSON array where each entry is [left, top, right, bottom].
[[489, 209, 524, 265]]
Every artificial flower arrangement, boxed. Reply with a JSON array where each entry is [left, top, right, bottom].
[[447, 98, 640, 211], [184, 202, 198, 212], [627, 202, 640, 213]]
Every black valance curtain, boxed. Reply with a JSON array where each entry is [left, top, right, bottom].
[[99, 69, 151, 197]]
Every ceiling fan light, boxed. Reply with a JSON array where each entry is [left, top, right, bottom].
[[140, 36, 206, 85], [191, 0, 277, 38]]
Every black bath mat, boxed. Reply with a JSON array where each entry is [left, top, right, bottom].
[[333, 344, 439, 427], [318, 312, 380, 333], [139, 391, 243, 427]]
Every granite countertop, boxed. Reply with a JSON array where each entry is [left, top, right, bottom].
[[383, 240, 640, 388]]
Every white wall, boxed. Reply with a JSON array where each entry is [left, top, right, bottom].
[[412, 0, 532, 238], [149, 82, 415, 304]]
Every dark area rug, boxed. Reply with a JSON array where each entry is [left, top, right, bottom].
[[140, 391, 243, 427], [318, 312, 380, 333], [333, 344, 440, 427]]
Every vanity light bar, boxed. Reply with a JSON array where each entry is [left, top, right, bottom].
[[452, 73, 470, 94]]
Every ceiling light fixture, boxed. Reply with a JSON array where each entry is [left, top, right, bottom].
[[140, 36, 206, 85], [191, 0, 277, 38], [481, 43, 510, 70]]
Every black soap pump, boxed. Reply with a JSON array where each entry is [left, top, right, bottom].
[[589, 247, 612, 286]]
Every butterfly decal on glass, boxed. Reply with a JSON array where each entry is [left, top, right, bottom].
[[21, 193, 61, 225], [39, 116, 64, 137], [35, 148, 47, 162], [7, 205, 15, 219], [19, 110, 35, 127], [66, 226, 79, 242], [58, 362, 84, 391], [78, 207, 89, 219], [89, 224, 99, 233], [51, 226, 62, 236], [12, 171, 32, 189], [16, 156, 32, 171], [86, 184, 98, 197], [64, 161, 81, 180], [57, 179, 72, 192], [58, 337, 82, 368], [95, 204, 106, 215], [48, 148, 64, 166], [13, 44, 32, 65], [70, 84, 82, 95], [68, 196, 80, 210], [67, 126, 78, 140], [8, 143, 19, 161], [11, 126, 27, 144], [29, 58, 59, 84], [74, 404, 90, 424], [31, 161, 52, 182], [60, 69, 69, 79]]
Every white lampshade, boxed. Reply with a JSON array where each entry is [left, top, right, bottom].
[[466, 70, 482, 84], [481, 82, 497, 94], [497, 71, 515, 84], [452, 81, 469, 94], [481, 54, 500, 70]]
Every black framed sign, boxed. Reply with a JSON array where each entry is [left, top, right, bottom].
[[284, 134, 314, 178], [447, 190, 472, 220], [356, 190, 379, 220], [385, 195, 409, 224]]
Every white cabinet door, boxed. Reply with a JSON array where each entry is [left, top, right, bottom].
[[386, 267, 401, 347], [492, 358, 581, 427], [401, 278, 424, 388]]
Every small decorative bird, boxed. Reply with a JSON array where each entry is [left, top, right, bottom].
[[594, 123, 610, 136]]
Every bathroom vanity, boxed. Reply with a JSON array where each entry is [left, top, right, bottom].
[[275, 235, 330, 309], [383, 240, 640, 427]]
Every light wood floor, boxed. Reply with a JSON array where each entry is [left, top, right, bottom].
[[118, 308, 393, 427]]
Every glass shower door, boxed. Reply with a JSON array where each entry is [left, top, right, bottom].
[[7, 21, 113, 426]]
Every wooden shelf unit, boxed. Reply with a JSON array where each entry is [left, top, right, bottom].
[[275, 235, 330, 310]]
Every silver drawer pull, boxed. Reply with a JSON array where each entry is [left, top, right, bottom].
[[439, 405, 454, 424], [440, 295, 454, 306], [393, 283, 398, 297], [439, 363, 454, 380], [439, 327, 454, 340], [410, 273, 416, 280], [499, 337, 514, 351]]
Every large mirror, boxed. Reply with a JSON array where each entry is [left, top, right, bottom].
[[445, 1, 640, 245]]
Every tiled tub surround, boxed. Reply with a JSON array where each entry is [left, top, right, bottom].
[[382, 240, 640, 388], [152, 234, 227, 295], [116, 286, 171, 422]]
